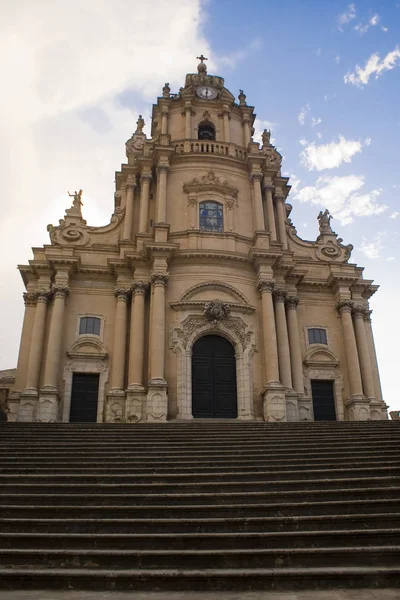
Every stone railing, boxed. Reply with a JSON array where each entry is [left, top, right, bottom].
[[174, 140, 247, 161]]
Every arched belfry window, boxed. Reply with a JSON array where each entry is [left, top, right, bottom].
[[198, 121, 216, 141], [199, 201, 223, 232]]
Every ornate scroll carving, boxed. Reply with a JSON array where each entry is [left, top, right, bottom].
[[273, 289, 287, 303], [203, 300, 231, 324], [131, 281, 148, 296], [52, 284, 70, 299], [114, 288, 131, 301], [257, 280, 275, 293], [286, 296, 300, 310], [336, 299, 354, 314], [150, 273, 169, 288], [23, 292, 38, 306]]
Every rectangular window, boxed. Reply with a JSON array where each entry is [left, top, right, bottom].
[[308, 328, 327, 345], [79, 316, 101, 336]]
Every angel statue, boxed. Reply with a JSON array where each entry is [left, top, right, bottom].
[[68, 189, 83, 209], [317, 209, 333, 234]]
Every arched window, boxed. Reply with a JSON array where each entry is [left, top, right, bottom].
[[199, 201, 223, 232], [79, 316, 101, 336], [198, 121, 216, 141]]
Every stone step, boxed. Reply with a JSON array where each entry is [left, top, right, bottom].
[[2, 486, 399, 506], [2, 457, 398, 473], [0, 566, 399, 592], [2, 498, 398, 519], [0, 529, 399, 550], [0, 546, 399, 570], [2, 512, 399, 533], [1, 465, 398, 484], [2, 475, 398, 494]]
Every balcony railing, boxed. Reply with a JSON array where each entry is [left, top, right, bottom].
[[174, 140, 247, 161]]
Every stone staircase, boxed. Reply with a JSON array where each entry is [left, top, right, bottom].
[[0, 420, 399, 592]]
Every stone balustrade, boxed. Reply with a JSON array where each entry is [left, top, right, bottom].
[[174, 140, 247, 160]]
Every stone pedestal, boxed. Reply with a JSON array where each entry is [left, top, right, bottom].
[[262, 382, 286, 422], [346, 394, 371, 421], [146, 380, 168, 421], [36, 386, 59, 422], [297, 395, 313, 421], [285, 390, 299, 422], [105, 389, 126, 422], [18, 390, 38, 422], [126, 386, 147, 422]]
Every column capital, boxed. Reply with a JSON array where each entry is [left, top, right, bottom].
[[336, 299, 354, 314], [250, 173, 263, 184], [114, 287, 131, 302], [126, 176, 137, 190], [131, 281, 149, 296], [157, 164, 170, 175], [257, 279, 275, 293], [352, 304, 367, 319], [273, 289, 287, 303], [37, 289, 52, 304], [263, 182, 274, 193], [23, 291, 38, 306], [140, 173, 152, 184], [363, 309, 373, 322], [286, 295, 300, 310], [151, 273, 169, 288], [274, 191, 286, 203], [52, 284, 69, 299]]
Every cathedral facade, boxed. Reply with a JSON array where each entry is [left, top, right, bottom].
[[9, 59, 387, 423]]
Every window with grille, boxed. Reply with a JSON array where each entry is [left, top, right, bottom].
[[79, 316, 101, 336], [308, 328, 328, 345], [199, 201, 223, 232]]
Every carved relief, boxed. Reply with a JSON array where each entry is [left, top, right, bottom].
[[257, 280, 275, 293], [203, 300, 230, 324], [183, 170, 238, 199]]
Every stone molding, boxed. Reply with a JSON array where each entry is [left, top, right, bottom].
[[183, 170, 238, 199]]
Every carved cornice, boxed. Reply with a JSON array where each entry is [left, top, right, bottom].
[[131, 281, 149, 296], [183, 170, 238, 198], [114, 287, 131, 301], [52, 284, 70, 299], [150, 273, 169, 287], [170, 300, 255, 314], [180, 281, 250, 306], [336, 299, 354, 314], [286, 296, 300, 310], [257, 279, 275, 293]]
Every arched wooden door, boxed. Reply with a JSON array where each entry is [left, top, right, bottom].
[[192, 335, 238, 418]]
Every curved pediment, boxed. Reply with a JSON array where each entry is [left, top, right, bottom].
[[304, 346, 339, 368], [171, 281, 255, 314], [67, 337, 108, 360]]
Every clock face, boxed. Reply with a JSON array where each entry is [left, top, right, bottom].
[[196, 86, 218, 100]]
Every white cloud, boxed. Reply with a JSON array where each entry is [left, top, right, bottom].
[[344, 46, 400, 87], [294, 174, 388, 225], [0, 0, 210, 370], [365, 137, 372, 146], [316, 132, 323, 139], [360, 233, 384, 259], [253, 118, 277, 146], [301, 136, 363, 171], [219, 38, 262, 69], [354, 14, 380, 35], [390, 211, 400, 219], [386, 257, 395, 261], [288, 174, 301, 195], [311, 117, 322, 128], [298, 104, 310, 125], [335, 55, 341, 64], [337, 4, 356, 30], [299, 138, 308, 146]]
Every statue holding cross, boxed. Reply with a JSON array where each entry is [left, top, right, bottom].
[[197, 54, 208, 74]]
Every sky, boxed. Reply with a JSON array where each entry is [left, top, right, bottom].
[[0, 0, 399, 411]]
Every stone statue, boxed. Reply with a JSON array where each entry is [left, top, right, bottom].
[[68, 189, 83, 208], [135, 115, 145, 134], [262, 129, 271, 146], [162, 82, 171, 98], [317, 209, 333, 234]]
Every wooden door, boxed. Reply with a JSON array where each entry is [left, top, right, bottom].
[[311, 380, 336, 421], [69, 373, 100, 422]]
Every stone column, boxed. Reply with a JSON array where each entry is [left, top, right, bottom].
[[263, 181, 277, 241], [110, 288, 130, 391], [156, 165, 169, 223], [147, 273, 169, 421], [128, 282, 147, 388], [222, 108, 230, 143], [138, 174, 151, 233], [122, 179, 136, 240], [184, 104, 192, 138], [273, 290, 292, 389], [258, 280, 286, 421], [337, 300, 368, 420], [38, 284, 69, 422], [353, 306, 375, 399], [275, 191, 288, 249], [161, 107, 168, 135], [251, 174, 265, 231], [24, 289, 51, 391], [243, 117, 251, 146], [286, 296, 304, 394], [364, 310, 383, 402]]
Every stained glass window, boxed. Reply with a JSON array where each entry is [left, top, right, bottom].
[[199, 201, 223, 232]]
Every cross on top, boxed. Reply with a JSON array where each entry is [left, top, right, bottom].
[[197, 54, 208, 63]]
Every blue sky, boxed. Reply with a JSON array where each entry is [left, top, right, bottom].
[[0, 0, 399, 409]]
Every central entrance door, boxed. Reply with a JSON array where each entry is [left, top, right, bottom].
[[311, 380, 336, 421], [192, 335, 238, 418], [69, 373, 100, 422]]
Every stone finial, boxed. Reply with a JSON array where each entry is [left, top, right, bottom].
[[196, 54, 208, 74], [238, 90, 247, 106], [162, 82, 171, 98], [317, 209, 333, 234], [135, 115, 145, 134]]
